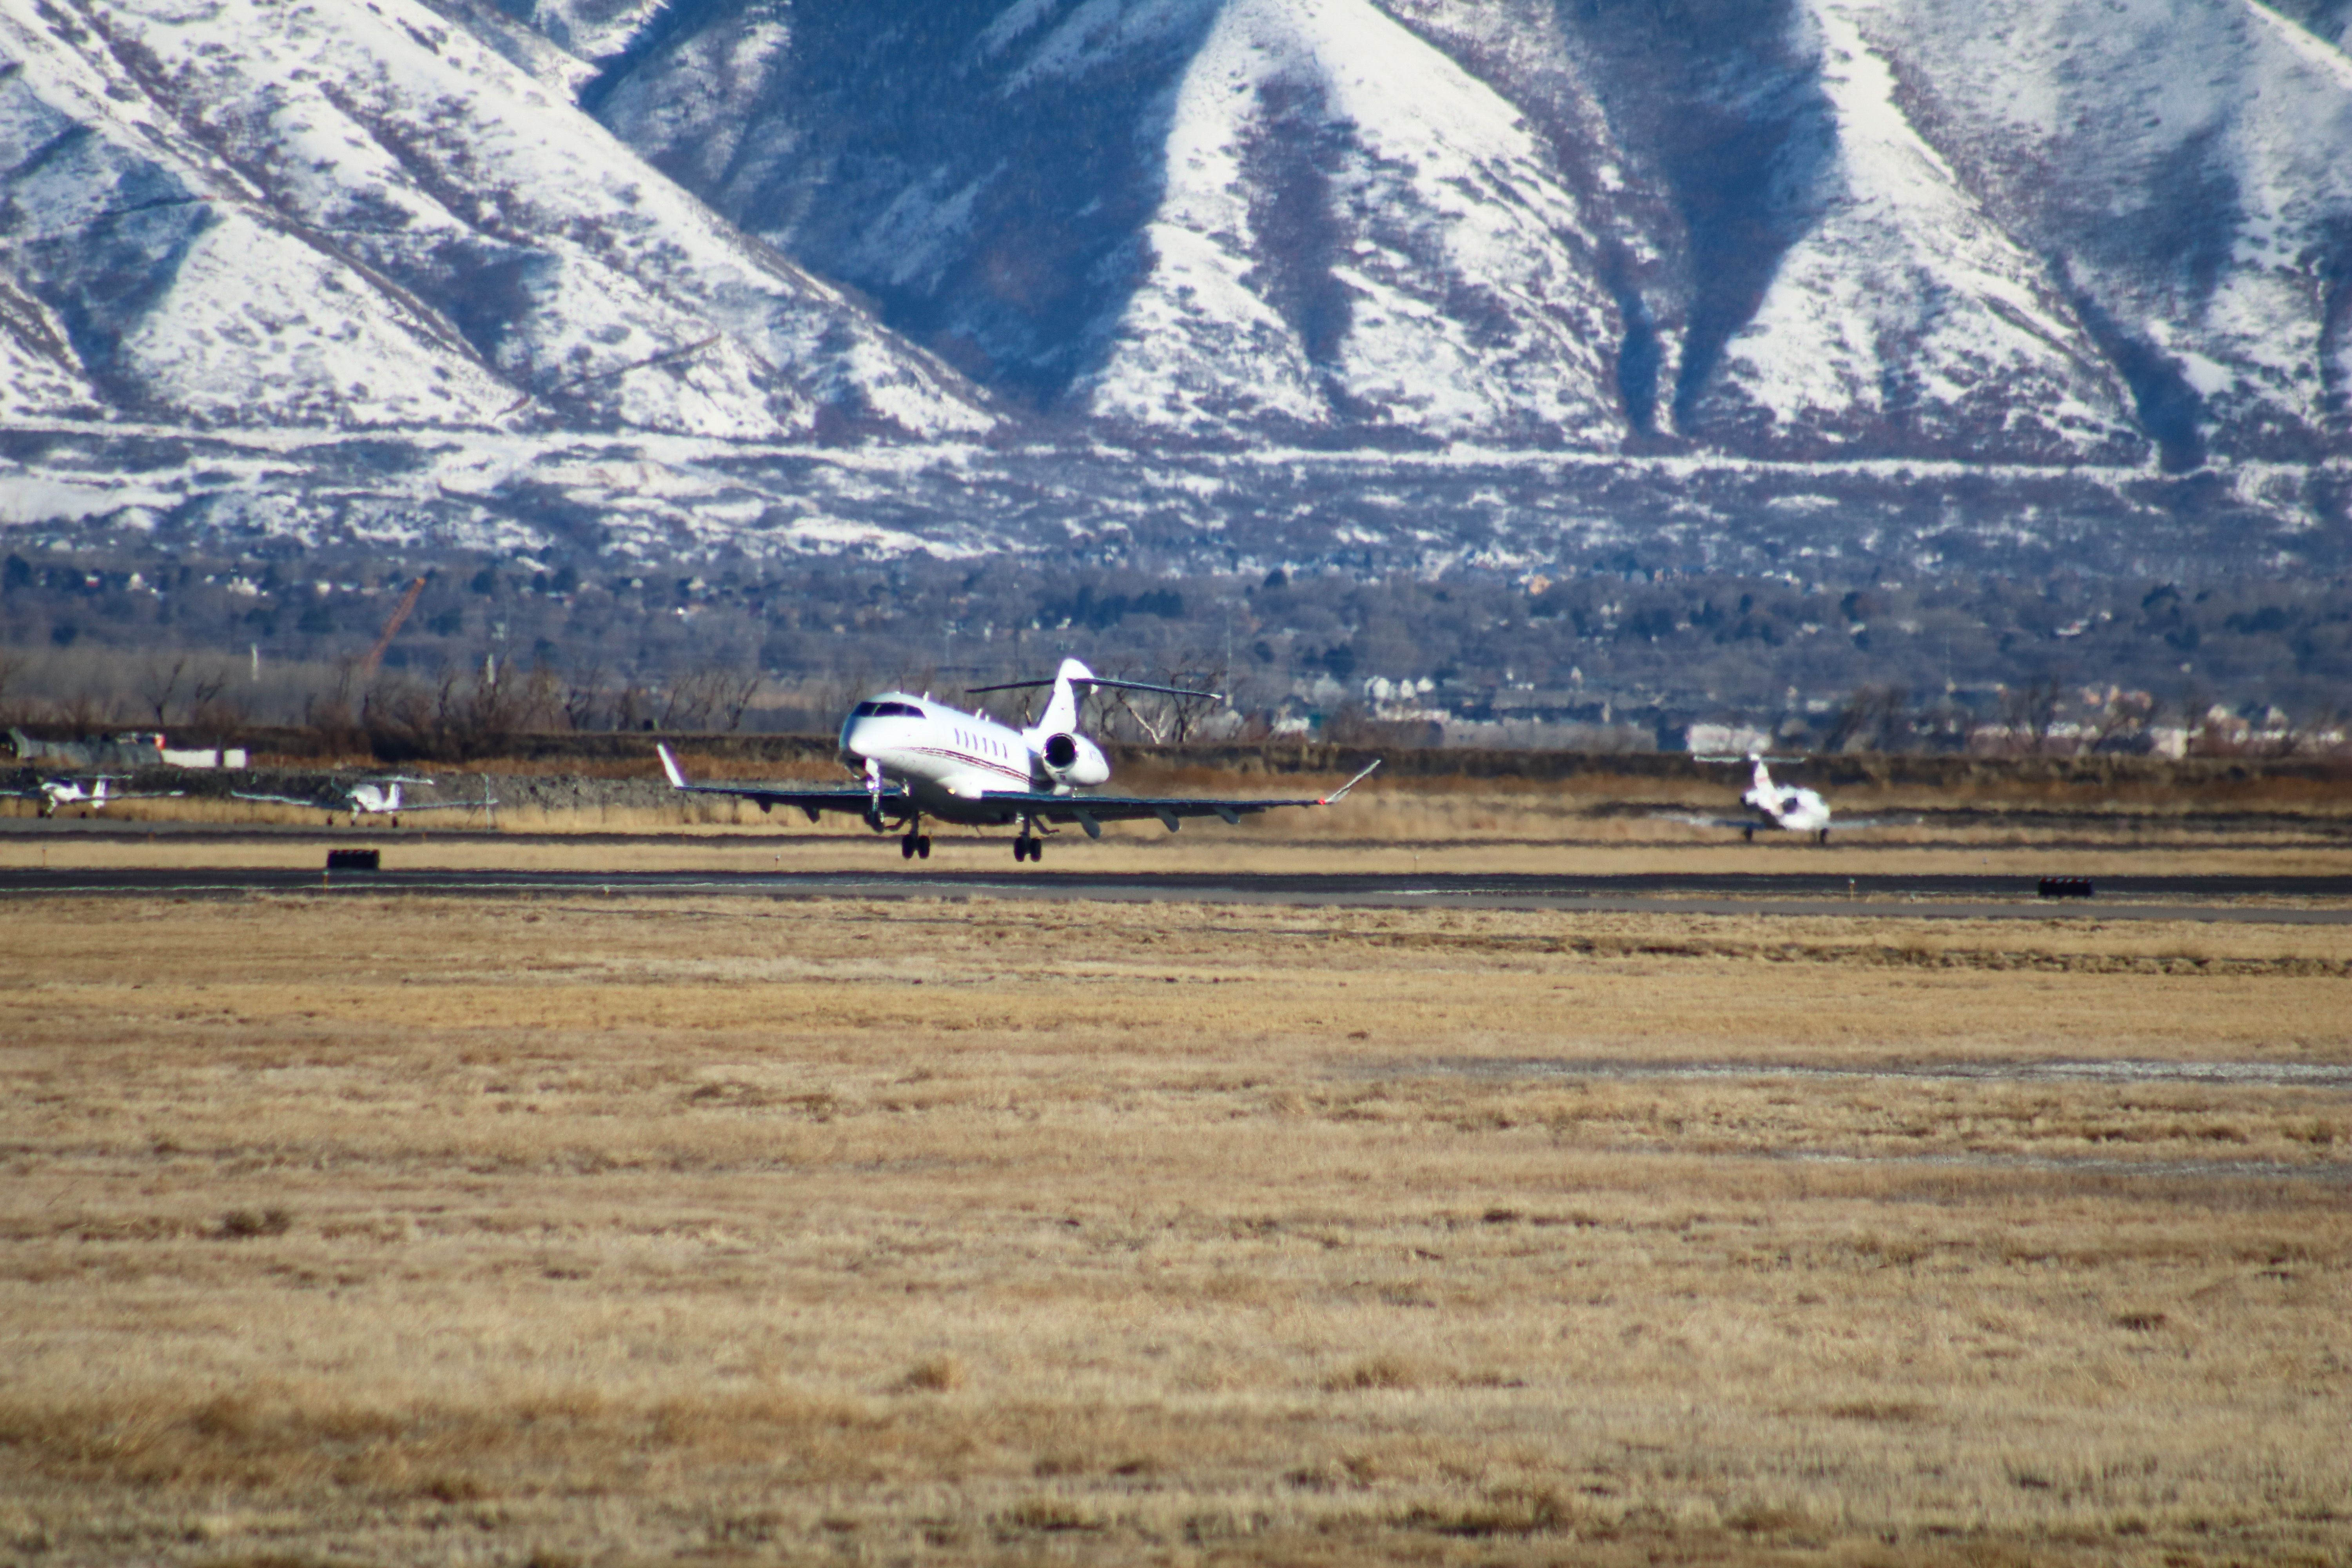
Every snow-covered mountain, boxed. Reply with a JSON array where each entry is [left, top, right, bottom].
[[584, 0, 2352, 470], [0, 0, 993, 438], [1861, 0, 2352, 466], [3, 0, 2352, 569]]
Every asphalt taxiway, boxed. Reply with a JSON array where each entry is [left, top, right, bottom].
[[5, 865, 2352, 922]]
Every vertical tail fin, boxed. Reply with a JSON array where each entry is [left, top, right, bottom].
[[1749, 753, 1773, 794], [1036, 657, 1092, 735]]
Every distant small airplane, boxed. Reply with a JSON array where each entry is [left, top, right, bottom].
[[657, 656, 1379, 861], [236, 776, 498, 827], [1666, 753, 1849, 842], [11, 775, 184, 817], [1737, 753, 1833, 841]]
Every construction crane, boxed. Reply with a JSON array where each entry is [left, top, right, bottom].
[[357, 575, 426, 682]]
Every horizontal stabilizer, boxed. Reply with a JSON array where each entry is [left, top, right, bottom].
[[967, 674, 1224, 702]]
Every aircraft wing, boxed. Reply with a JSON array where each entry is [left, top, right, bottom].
[[673, 784, 907, 823], [380, 797, 499, 813], [45, 782, 185, 802], [980, 760, 1381, 837], [232, 789, 325, 808], [655, 744, 906, 822]]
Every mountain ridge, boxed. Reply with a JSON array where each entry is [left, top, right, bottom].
[[2, 0, 2350, 570]]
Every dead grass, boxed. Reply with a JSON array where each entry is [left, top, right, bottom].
[[0, 895, 2346, 1565]]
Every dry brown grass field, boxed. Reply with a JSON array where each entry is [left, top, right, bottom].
[[2, 890, 2349, 1566]]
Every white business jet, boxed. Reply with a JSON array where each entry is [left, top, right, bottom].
[[235, 775, 498, 826], [13, 775, 184, 817], [1737, 754, 1833, 841], [657, 657, 1379, 861], [1662, 753, 1840, 842]]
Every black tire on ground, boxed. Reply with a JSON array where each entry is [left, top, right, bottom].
[[917, 837, 931, 859]]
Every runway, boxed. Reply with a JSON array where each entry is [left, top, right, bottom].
[[6, 864, 2352, 922]]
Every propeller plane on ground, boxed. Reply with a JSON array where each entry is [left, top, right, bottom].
[[235, 776, 498, 827]]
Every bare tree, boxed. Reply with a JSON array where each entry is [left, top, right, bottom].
[[1995, 679, 2063, 755], [138, 655, 189, 728], [562, 662, 610, 731], [2090, 689, 2161, 753], [713, 669, 761, 731], [612, 679, 653, 733], [305, 656, 366, 751], [651, 664, 762, 732], [657, 669, 716, 731], [1103, 655, 1229, 745], [1826, 684, 1909, 753], [0, 648, 24, 726]]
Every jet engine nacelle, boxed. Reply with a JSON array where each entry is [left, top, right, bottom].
[[1038, 731, 1110, 787]]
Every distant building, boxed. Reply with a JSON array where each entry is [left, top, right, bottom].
[[1683, 723, 1773, 757], [8, 729, 245, 769]]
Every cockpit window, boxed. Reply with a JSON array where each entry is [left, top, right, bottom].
[[852, 700, 924, 719]]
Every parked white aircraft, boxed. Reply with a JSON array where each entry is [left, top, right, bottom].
[[12, 775, 184, 817], [235, 776, 499, 826], [657, 657, 1379, 860]]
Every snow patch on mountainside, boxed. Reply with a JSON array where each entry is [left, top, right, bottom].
[[588, 5, 796, 201], [1868, 0, 2352, 460], [1075, 0, 1622, 443], [1692, 0, 2138, 461], [490, 0, 666, 68], [114, 212, 522, 428], [0, 279, 99, 419]]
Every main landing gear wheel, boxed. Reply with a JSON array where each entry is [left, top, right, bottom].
[[1014, 837, 1042, 863], [1742, 824, 1756, 842], [900, 832, 935, 860]]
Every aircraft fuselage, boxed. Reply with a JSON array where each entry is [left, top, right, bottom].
[[837, 692, 1105, 826]]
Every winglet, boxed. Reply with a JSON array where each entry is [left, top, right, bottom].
[[656, 742, 688, 789], [1319, 758, 1382, 805]]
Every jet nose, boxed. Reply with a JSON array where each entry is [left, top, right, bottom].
[[838, 717, 871, 765]]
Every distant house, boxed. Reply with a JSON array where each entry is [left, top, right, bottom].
[[7, 729, 245, 769], [1683, 723, 1773, 757]]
